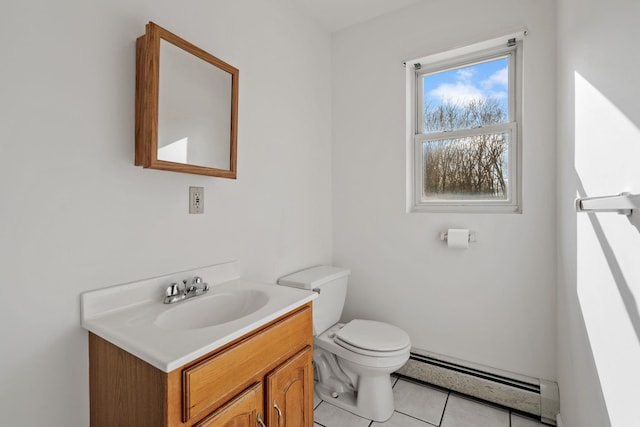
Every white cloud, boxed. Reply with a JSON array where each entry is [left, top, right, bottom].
[[429, 82, 484, 106], [428, 66, 509, 106], [456, 68, 476, 83], [488, 89, 508, 100], [482, 67, 508, 89], [481, 67, 508, 100]]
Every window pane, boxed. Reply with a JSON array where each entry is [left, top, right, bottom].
[[421, 132, 509, 201], [421, 57, 509, 132]]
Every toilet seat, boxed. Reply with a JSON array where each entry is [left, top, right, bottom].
[[334, 319, 410, 357]]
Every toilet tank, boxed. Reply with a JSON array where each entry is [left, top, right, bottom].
[[277, 266, 350, 336]]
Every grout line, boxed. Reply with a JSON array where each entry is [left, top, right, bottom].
[[315, 398, 373, 425], [391, 374, 400, 388], [392, 410, 440, 426], [438, 391, 451, 427], [313, 418, 327, 427]]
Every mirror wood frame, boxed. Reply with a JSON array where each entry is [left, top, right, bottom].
[[135, 22, 239, 178]]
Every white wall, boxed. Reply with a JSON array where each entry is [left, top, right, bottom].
[[0, 1, 332, 425], [332, 0, 557, 380], [556, 0, 640, 425]]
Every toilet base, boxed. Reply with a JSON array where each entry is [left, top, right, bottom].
[[312, 324, 410, 422], [314, 366, 396, 422]]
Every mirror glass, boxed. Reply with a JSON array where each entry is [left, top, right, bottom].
[[135, 22, 238, 178], [157, 40, 232, 169]]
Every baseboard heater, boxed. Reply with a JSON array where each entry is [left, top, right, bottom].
[[396, 350, 559, 425]]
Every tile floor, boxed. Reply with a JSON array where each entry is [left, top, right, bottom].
[[313, 376, 550, 427]]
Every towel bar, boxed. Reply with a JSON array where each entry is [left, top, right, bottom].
[[575, 192, 639, 215]]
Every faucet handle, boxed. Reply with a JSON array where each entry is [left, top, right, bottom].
[[190, 276, 209, 293], [166, 282, 181, 297], [189, 276, 210, 295]]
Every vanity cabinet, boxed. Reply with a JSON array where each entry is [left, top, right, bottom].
[[89, 302, 313, 427]]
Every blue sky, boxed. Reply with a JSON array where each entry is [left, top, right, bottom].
[[422, 57, 509, 112]]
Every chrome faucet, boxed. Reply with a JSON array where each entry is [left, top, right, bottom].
[[163, 276, 210, 304]]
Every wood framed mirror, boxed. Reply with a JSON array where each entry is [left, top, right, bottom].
[[135, 22, 239, 178]]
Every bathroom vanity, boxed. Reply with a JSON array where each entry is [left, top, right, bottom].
[[81, 262, 316, 426]]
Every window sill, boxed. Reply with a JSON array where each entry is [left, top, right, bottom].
[[408, 203, 522, 214]]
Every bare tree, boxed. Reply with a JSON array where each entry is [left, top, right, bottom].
[[423, 98, 508, 199]]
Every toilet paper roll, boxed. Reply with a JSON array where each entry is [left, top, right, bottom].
[[447, 229, 469, 249]]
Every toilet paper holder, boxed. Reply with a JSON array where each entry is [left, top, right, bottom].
[[439, 231, 477, 243]]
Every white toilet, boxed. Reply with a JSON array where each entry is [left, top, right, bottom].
[[278, 266, 411, 422]]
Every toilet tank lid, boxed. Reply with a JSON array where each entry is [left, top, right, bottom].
[[277, 266, 350, 290]]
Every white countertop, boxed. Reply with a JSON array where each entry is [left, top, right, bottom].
[[80, 262, 316, 372]]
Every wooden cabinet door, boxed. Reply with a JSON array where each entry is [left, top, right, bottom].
[[195, 382, 265, 427], [266, 347, 313, 427]]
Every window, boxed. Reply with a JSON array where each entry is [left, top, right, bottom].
[[407, 35, 523, 213]]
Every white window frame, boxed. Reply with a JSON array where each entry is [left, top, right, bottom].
[[406, 33, 524, 213]]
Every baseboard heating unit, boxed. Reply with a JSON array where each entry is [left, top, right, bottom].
[[396, 349, 559, 425]]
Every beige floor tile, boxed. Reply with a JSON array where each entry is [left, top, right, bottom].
[[393, 379, 448, 425], [314, 401, 371, 427], [372, 411, 438, 426], [441, 394, 509, 427]]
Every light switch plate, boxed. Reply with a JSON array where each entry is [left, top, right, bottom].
[[189, 187, 204, 214]]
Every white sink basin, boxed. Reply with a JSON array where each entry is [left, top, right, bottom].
[[81, 263, 317, 372], [154, 289, 269, 330]]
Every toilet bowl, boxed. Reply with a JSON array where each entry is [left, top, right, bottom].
[[278, 266, 411, 422], [314, 321, 410, 421]]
